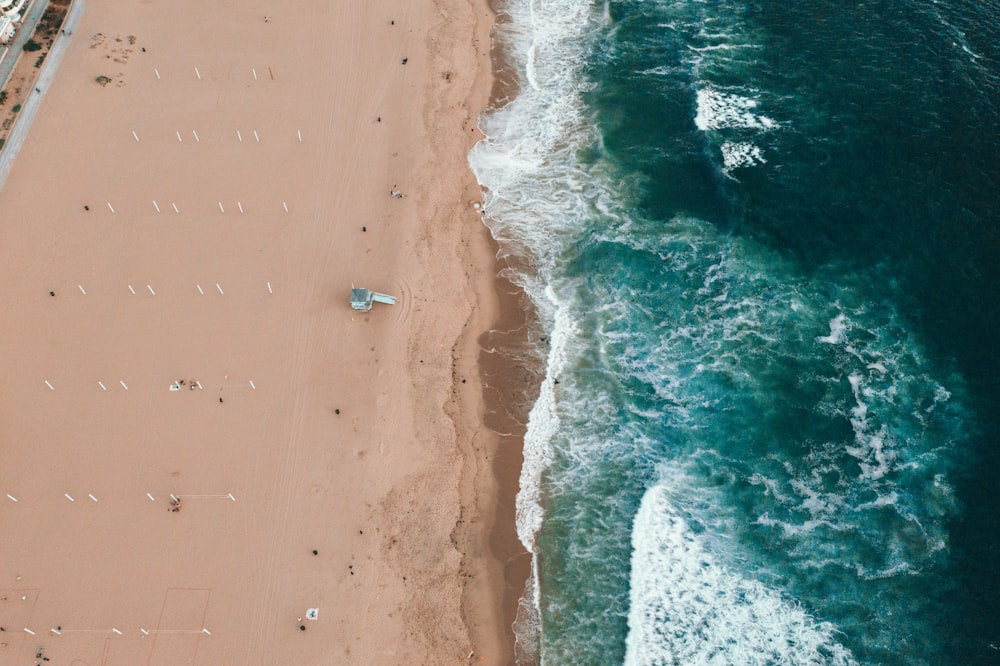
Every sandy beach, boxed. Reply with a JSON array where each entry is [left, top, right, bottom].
[[0, 0, 517, 664]]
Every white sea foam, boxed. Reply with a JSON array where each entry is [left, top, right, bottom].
[[512, 554, 542, 664], [692, 79, 779, 175], [695, 87, 778, 132], [516, 288, 575, 548], [927, 3, 984, 61], [607, 226, 966, 636], [753, 513, 844, 538], [687, 42, 761, 53], [625, 485, 857, 666], [470, 0, 605, 545], [855, 491, 900, 511], [846, 371, 897, 481], [818, 313, 848, 344], [470, 0, 604, 658], [470, 0, 600, 271], [721, 141, 766, 173], [748, 472, 793, 504]]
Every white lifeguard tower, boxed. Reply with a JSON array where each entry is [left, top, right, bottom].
[[350, 286, 396, 312]]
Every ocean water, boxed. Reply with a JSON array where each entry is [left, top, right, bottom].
[[470, 1, 1000, 664]]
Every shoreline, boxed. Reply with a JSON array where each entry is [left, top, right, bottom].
[[475, 3, 541, 662], [454, 223, 540, 664], [479, 257, 539, 664], [415, 1, 529, 663], [454, 1, 541, 663]]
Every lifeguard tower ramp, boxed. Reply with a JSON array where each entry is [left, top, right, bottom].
[[350, 287, 397, 312]]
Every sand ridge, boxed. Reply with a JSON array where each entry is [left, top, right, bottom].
[[0, 0, 505, 664]]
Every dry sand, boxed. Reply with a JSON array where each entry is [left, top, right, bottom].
[[0, 0, 516, 663]]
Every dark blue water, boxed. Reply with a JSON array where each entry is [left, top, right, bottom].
[[472, 1, 1000, 663]]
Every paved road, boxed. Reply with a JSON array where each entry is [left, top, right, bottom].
[[0, 0, 84, 190], [0, 0, 51, 92]]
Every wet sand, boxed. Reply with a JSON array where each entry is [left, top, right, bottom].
[[0, 0, 514, 663]]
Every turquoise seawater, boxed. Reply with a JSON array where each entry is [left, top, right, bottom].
[[471, 1, 1000, 664]]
